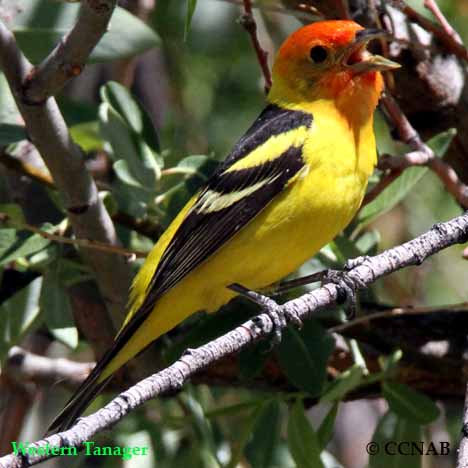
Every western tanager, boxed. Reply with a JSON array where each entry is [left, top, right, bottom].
[[49, 20, 399, 432]]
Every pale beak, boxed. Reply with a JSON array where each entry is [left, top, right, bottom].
[[343, 28, 401, 73]]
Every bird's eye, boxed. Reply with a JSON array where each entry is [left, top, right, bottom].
[[309, 45, 328, 63]]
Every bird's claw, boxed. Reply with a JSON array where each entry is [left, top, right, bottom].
[[257, 304, 304, 350], [322, 269, 366, 319], [228, 283, 303, 348]]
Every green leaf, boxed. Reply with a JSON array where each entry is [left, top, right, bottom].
[[0, 73, 20, 124], [101, 81, 160, 153], [52, 258, 92, 288], [379, 349, 403, 375], [287, 399, 324, 468], [0, 203, 25, 225], [0, 124, 27, 145], [99, 103, 159, 189], [51, 327, 78, 349], [239, 340, 270, 380], [320, 364, 364, 403], [112, 180, 148, 219], [184, 0, 197, 41], [227, 401, 265, 468], [382, 382, 440, 425], [0, 277, 43, 362], [358, 167, 427, 227], [355, 229, 381, 255], [177, 155, 217, 182], [178, 390, 218, 460], [163, 156, 218, 219], [12, 2, 160, 64], [0, 229, 17, 257], [317, 403, 338, 450], [113, 160, 145, 189], [40, 261, 77, 348], [332, 235, 362, 262], [0, 227, 51, 266], [370, 411, 422, 468], [70, 121, 103, 152], [277, 321, 335, 397], [245, 400, 282, 468], [358, 128, 457, 227], [99, 191, 119, 217], [427, 128, 457, 157]]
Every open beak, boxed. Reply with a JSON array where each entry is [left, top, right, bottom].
[[343, 28, 400, 73]]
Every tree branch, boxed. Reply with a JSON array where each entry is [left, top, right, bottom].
[[391, 0, 468, 63], [0, 212, 145, 259], [0, 211, 467, 467], [372, 150, 468, 208], [380, 94, 468, 209], [3, 347, 94, 389], [0, 21, 131, 327], [239, 0, 272, 92], [22, 0, 118, 103], [423, 0, 463, 45], [329, 302, 468, 334]]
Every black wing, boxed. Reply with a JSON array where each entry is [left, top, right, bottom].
[[46, 104, 313, 433], [144, 104, 313, 304]]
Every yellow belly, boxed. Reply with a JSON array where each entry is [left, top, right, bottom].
[[191, 160, 369, 312], [104, 100, 377, 378]]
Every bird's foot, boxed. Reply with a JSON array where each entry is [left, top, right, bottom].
[[228, 283, 302, 347], [270, 256, 371, 297], [268, 256, 370, 319], [322, 260, 368, 319]]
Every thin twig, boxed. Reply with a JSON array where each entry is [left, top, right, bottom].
[[362, 169, 402, 206], [1, 210, 467, 467], [220, 0, 319, 18], [0, 212, 146, 259], [423, 0, 462, 45], [391, 0, 468, 63], [22, 0, 118, 103], [239, 0, 272, 92], [329, 303, 468, 334], [380, 94, 468, 208]]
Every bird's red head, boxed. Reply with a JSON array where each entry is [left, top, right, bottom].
[[269, 20, 399, 107]]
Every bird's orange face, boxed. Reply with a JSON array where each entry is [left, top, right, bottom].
[[271, 20, 399, 102]]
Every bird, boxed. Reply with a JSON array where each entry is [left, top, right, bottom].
[[49, 20, 399, 432]]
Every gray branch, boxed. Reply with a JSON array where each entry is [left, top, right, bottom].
[[23, 0, 118, 103], [0, 211, 467, 468], [4, 347, 94, 389], [0, 20, 131, 326]]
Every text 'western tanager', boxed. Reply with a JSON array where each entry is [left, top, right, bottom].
[[49, 20, 399, 432]]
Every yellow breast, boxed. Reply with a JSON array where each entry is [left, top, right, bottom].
[[190, 98, 376, 311]]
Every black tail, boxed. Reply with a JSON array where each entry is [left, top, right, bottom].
[[46, 347, 117, 434], [48, 295, 158, 433]]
